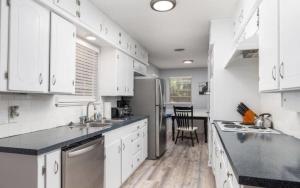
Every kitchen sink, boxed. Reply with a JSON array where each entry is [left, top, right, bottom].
[[86, 122, 112, 128]]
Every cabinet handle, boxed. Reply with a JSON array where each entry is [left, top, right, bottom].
[[272, 65, 276, 81], [137, 144, 140, 148], [76, 11, 80, 18], [72, 80, 75, 86], [54, 161, 59, 174], [76, 0, 81, 6], [220, 162, 222, 169], [223, 179, 228, 188], [123, 143, 125, 151], [52, 75, 56, 86], [100, 24, 103, 32], [39, 73, 43, 85], [280, 62, 284, 79]]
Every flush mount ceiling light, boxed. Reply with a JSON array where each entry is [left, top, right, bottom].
[[150, 0, 176, 12], [85, 35, 96, 41], [183, 60, 194, 64]]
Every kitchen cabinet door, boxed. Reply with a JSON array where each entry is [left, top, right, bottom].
[[53, 0, 79, 17], [8, 0, 49, 93], [116, 51, 127, 95], [50, 13, 76, 94], [279, 0, 300, 90], [142, 124, 148, 160], [45, 150, 61, 188], [105, 139, 122, 188], [259, 0, 280, 92], [121, 133, 134, 183], [125, 56, 134, 96], [80, 0, 102, 32]]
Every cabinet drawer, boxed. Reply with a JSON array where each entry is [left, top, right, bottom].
[[132, 137, 143, 155], [133, 150, 143, 170]]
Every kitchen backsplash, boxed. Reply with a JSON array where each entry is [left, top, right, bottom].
[[0, 94, 118, 138], [260, 93, 300, 139]]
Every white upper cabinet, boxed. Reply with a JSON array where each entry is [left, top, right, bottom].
[[8, 0, 50, 93], [100, 48, 134, 96], [50, 13, 76, 94], [79, 0, 102, 32], [53, 0, 79, 17], [279, 0, 300, 90], [259, 0, 280, 92], [233, 0, 262, 43]]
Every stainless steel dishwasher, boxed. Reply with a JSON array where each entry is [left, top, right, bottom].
[[62, 136, 104, 188]]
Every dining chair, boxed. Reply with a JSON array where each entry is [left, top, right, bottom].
[[173, 106, 199, 146]]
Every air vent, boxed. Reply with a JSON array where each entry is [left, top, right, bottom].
[[242, 49, 259, 58]]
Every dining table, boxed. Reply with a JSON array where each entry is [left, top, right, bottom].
[[170, 109, 209, 143]]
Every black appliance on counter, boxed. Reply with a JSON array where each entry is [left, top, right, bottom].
[[111, 97, 132, 118]]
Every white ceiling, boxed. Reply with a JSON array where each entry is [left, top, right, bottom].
[[91, 0, 238, 69]]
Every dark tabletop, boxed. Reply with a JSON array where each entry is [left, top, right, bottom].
[[0, 116, 148, 156], [215, 121, 300, 188]]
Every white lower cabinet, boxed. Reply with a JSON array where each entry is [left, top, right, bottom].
[[104, 119, 148, 188], [105, 139, 122, 188], [211, 126, 241, 188], [0, 149, 61, 188], [44, 150, 61, 188], [121, 132, 135, 182]]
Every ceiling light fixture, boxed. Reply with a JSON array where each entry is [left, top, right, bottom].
[[183, 60, 194, 64], [85, 36, 96, 41], [150, 0, 176, 12]]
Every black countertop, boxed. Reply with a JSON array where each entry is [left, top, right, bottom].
[[215, 121, 300, 188], [0, 116, 147, 156]]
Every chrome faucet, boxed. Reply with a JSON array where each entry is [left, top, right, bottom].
[[86, 102, 97, 122]]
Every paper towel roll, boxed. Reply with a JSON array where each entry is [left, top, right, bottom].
[[104, 102, 112, 120]]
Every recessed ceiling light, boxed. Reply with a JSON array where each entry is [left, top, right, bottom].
[[174, 48, 185, 52], [183, 60, 194, 64], [85, 36, 96, 41], [150, 0, 176, 12]]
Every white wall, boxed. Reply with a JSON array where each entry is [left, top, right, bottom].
[[0, 94, 88, 138], [260, 93, 300, 139], [210, 19, 261, 121], [160, 68, 209, 113]]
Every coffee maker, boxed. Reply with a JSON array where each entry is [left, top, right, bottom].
[[112, 97, 132, 118]]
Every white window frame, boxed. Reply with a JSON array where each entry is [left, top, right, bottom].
[[167, 76, 193, 105], [55, 38, 100, 107]]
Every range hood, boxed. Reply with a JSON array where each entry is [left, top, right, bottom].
[[134, 61, 147, 76]]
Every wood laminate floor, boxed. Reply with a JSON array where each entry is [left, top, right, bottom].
[[122, 121, 216, 188]]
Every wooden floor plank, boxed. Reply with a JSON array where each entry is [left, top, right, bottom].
[[122, 121, 216, 188]]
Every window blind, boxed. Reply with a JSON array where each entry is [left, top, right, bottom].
[[75, 42, 98, 97]]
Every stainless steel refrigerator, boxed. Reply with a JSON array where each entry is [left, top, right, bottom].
[[130, 78, 167, 159]]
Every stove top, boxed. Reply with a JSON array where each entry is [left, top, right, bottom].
[[217, 121, 280, 134]]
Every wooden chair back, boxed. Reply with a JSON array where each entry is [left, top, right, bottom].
[[173, 106, 194, 130]]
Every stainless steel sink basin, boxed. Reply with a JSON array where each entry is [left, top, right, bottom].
[[86, 122, 112, 128]]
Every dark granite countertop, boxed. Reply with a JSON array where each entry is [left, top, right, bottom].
[[0, 116, 148, 156], [214, 121, 300, 188]]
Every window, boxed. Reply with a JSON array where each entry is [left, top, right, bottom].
[[169, 77, 192, 103], [75, 39, 99, 97], [55, 39, 99, 107]]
